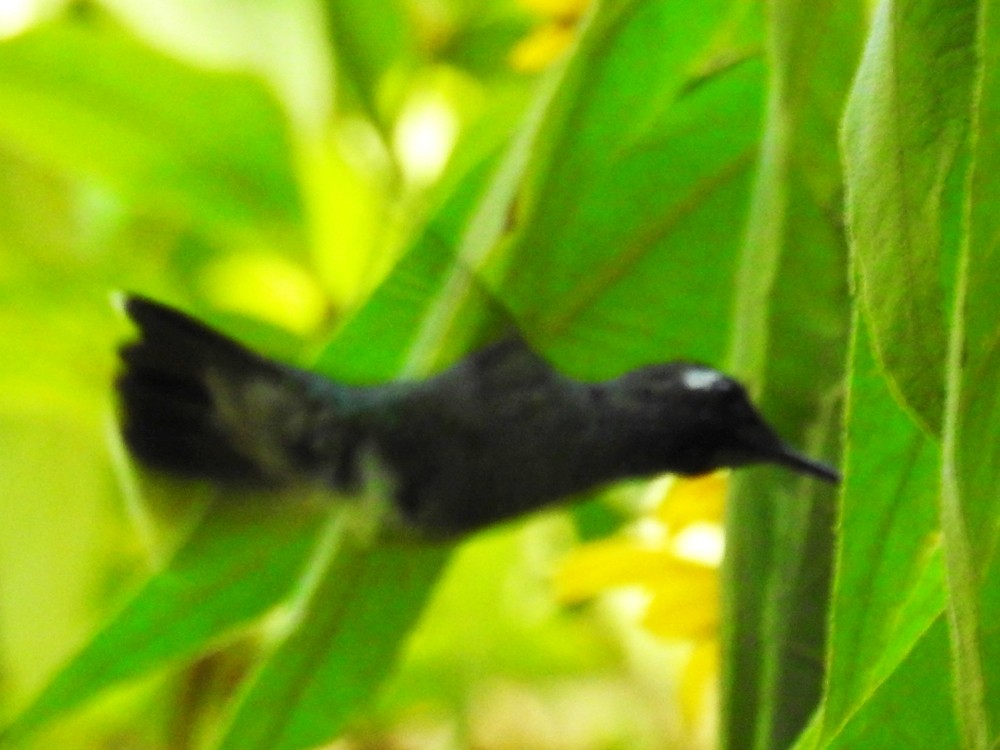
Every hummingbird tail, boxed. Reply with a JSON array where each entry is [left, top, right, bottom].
[[116, 295, 321, 486]]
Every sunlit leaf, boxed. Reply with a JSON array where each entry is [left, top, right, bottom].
[[841, 0, 976, 436], [0, 19, 303, 245], [811, 617, 959, 749], [3, 501, 329, 743]]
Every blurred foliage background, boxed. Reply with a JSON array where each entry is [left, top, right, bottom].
[[2, 0, 1000, 749], [0, 1, 727, 747]]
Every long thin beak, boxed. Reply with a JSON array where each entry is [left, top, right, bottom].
[[769, 443, 840, 484], [726, 436, 841, 484], [735, 409, 841, 484]]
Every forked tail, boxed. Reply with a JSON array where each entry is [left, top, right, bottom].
[[116, 295, 340, 487]]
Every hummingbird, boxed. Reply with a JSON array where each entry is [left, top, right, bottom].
[[116, 295, 839, 537]]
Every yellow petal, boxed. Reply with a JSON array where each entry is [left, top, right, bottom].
[[554, 539, 667, 603], [655, 471, 728, 530], [640, 570, 718, 640], [509, 23, 577, 72], [556, 538, 715, 597], [679, 640, 719, 730], [517, 0, 590, 18], [555, 536, 721, 601]]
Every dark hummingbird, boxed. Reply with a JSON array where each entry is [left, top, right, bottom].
[[116, 295, 839, 537]]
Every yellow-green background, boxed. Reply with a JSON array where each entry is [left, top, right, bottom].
[[2, 1, 999, 749]]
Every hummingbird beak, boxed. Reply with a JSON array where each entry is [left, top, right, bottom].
[[765, 442, 841, 484], [735, 414, 841, 484]]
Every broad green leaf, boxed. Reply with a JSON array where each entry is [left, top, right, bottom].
[[819, 319, 945, 741], [719, 2, 859, 748], [841, 1, 982, 747], [3, 501, 328, 743], [486, 0, 766, 376], [819, 617, 960, 749], [0, 19, 303, 245], [940, 5, 1000, 746], [841, 0, 977, 436]]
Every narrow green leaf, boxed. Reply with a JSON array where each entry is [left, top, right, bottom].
[[719, 1, 859, 747], [841, 0, 977, 436], [3, 502, 328, 743], [322, 0, 417, 127], [216, 526, 452, 750], [940, 4, 1000, 746]]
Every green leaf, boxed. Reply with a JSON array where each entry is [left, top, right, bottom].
[[0, 19, 303, 244], [817, 617, 960, 749], [840, 0, 977, 436], [216, 529, 452, 750], [718, 1, 859, 747], [314, 153, 500, 382], [490, 0, 767, 375], [841, 2, 986, 747], [322, 0, 418, 127], [940, 5, 1000, 745], [819, 317, 945, 742], [3, 501, 328, 743]]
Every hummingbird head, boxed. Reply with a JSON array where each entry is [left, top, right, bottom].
[[614, 363, 839, 483]]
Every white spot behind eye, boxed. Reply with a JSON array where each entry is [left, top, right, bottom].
[[681, 368, 723, 391]]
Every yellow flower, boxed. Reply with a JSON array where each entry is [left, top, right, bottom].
[[554, 471, 728, 730], [510, 0, 591, 72]]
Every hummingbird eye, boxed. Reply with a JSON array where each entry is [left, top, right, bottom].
[[717, 381, 760, 423]]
